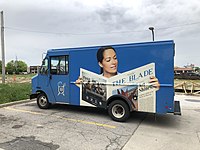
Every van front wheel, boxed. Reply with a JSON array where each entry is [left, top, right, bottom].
[[108, 100, 130, 122], [37, 93, 50, 109]]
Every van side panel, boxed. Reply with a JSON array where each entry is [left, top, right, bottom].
[[69, 48, 100, 106], [67, 41, 174, 114]]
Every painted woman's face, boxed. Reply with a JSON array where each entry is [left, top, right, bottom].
[[99, 49, 118, 78]]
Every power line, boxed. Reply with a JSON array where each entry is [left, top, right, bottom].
[[156, 21, 200, 30], [4, 26, 145, 35], [4, 21, 200, 36], [5, 27, 70, 35]]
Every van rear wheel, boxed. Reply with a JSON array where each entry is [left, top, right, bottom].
[[108, 100, 130, 122], [37, 93, 50, 109]]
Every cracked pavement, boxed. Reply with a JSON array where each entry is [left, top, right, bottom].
[[0, 100, 146, 150]]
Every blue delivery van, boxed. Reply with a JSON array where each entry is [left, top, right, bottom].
[[30, 40, 181, 122]]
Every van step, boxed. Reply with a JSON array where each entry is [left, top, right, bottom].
[[174, 101, 181, 115]]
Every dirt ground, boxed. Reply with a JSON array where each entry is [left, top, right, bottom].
[[174, 79, 200, 93], [0, 75, 33, 84]]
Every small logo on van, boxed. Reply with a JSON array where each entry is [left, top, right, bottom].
[[57, 81, 66, 96]]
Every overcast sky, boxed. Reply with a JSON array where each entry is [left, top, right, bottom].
[[0, 0, 200, 67]]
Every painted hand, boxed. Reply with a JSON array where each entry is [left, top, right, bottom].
[[76, 76, 83, 84], [149, 76, 160, 91]]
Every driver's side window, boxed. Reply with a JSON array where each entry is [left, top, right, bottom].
[[50, 55, 69, 75]]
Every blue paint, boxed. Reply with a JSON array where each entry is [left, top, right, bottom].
[[31, 40, 175, 114]]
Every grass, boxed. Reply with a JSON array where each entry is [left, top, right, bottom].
[[0, 74, 34, 104], [0, 82, 31, 104]]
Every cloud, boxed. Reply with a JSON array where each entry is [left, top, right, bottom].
[[0, 0, 200, 66]]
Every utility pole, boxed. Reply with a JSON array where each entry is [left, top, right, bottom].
[[1, 11, 6, 83]]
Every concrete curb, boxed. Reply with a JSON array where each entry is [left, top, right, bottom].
[[0, 99, 35, 108]]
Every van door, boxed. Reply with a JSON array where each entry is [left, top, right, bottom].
[[37, 57, 56, 103], [49, 55, 70, 103]]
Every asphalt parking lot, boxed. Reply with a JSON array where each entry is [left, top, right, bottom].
[[0, 99, 146, 150], [0, 93, 200, 150]]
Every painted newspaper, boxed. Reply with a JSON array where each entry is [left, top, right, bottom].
[[80, 63, 156, 113]]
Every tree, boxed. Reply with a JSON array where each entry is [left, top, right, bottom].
[[6, 60, 28, 74], [6, 60, 16, 74], [16, 60, 28, 73], [194, 67, 200, 73]]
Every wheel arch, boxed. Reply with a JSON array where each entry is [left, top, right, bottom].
[[33, 90, 49, 100], [107, 95, 134, 112], [30, 90, 47, 100], [35, 90, 45, 96]]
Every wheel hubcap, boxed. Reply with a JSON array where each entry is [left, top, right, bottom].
[[112, 104, 125, 118], [39, 96, 47, 106]]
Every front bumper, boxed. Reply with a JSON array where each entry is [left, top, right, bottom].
[[30, 93, 38, 100]]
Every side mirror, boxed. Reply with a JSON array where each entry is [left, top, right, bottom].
[[42, 60, 45, 65]]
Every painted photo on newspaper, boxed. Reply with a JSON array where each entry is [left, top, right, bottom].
[[80, 63, 160, 113]]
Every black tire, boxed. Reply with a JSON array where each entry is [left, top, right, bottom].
[[37, 93, 50, 109], [108, 100, 130, 122]]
